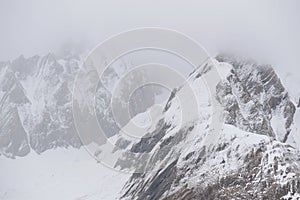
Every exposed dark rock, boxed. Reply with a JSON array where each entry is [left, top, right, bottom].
[[164, 89, 177, 112], [131, 120, 171, 153], [121, 160, 178, 200], [150, 142, 300, 200], [216, 54, 296, 142]]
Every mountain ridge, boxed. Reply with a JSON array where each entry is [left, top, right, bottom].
[[115, 55, 300, 199]]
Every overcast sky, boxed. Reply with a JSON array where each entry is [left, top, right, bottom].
[[0, 0, 299, 73]]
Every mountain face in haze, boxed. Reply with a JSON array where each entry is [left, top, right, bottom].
[[0, 53, 161, 158], [114, 55, 300, 200], [0, 54, 82, 157], [1, 52, 299, 199], [0, 60, 30, 157]]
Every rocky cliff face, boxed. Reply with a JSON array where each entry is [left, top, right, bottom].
[[0, 61, 30, 157], [215, 54, 296, 142], [0, 54, 82, 157], [0, 53, 162, 158], [116, 56, 300, 200]]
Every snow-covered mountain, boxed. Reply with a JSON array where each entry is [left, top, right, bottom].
[[0, 53, 162, 158], [0, 54, 82, 157], [1, 52, 299, 199], [100, 55, 300, 199]]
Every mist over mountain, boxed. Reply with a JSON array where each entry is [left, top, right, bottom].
[[0, 50, 299, 199], [0, 51, 169, 158]]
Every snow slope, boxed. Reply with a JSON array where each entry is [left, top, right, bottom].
[[0, 148, 129, 200]]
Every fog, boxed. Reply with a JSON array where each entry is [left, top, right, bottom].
[[1, 0, 299, 75]]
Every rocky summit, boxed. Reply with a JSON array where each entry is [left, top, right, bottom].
[[116, 55, 300, 200]]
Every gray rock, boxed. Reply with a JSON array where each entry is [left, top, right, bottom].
[[216, 54, 296, 142]]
